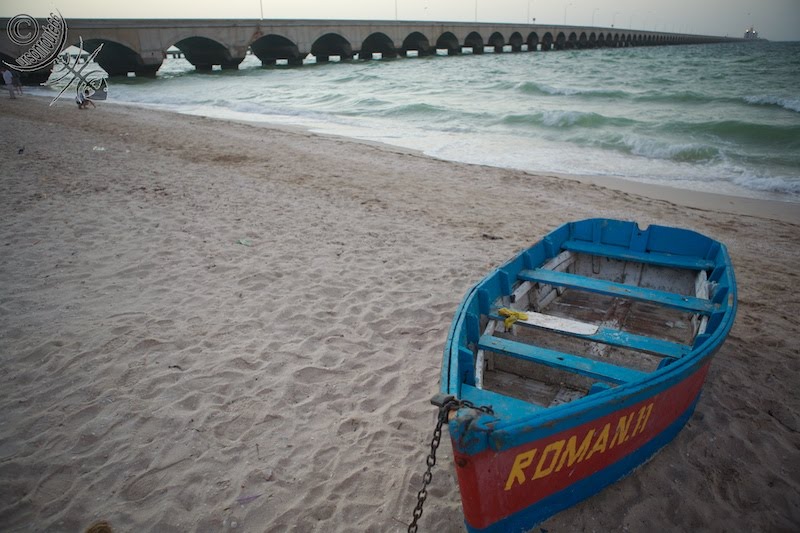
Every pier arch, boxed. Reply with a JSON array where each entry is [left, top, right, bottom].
[[360, 32, 397, 58], [251, 34, 301, 65], [311, 33, 353, 61], [509, 32, 523, 51], [555, 32, 566, 50], [542, 32, 554, 50], [527, 32, 540, 51], [488, 32, 505, 52], [578, 32, 589, 48], [435, 32, 459, 55], [401, 32, 430, 56], [173, 36, 241, 71], [0, 51, 15, 70], [464, 31, 484, 53], [80, 38, 156, 77], [567, 32, 578, 49], [1, 51, 52, 83]]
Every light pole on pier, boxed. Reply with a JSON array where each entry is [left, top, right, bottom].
[[592, 8, 599, 27], [259, 0, 263, 20], [612, 11, 619, 28], [564, 3, 572, 25], [475, 0, 478, 22]]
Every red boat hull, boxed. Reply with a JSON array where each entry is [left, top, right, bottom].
[[451, 361, 711, 531]]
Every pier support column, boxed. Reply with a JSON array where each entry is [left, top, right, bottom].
[[134, 65, 159, 78], [221, 57, 245, 70]]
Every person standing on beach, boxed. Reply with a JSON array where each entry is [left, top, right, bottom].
[[1, 67, 16, 99], [11, 70, 23, 96]]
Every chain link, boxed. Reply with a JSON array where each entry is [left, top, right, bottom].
[[408, 396, 494, 533]]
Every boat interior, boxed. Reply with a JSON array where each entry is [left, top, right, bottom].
[[463, 243, 727, 413]]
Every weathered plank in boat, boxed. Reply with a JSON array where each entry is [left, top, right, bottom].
[[497, 310, 600, 335], [524, 251, 575, 310], [487, 310, 690, 359], [475, 320, 498, 389], [483, 367, 564, 407], [478, 335, 648, 385], [693, 270, 710, 336], [519, 268, 717, 314], [460, 383, 543, 417], [561, 240, 716, 270]]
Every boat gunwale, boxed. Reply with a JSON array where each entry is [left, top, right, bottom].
[[442, 219, 737, 443]]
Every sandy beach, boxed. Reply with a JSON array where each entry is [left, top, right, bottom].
[[1, 95, 798, 532]]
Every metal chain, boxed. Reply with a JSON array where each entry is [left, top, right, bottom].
[[408, 396, 494, 533]]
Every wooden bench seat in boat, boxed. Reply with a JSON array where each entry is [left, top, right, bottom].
[[518, 268, 717, 315], [478, 335, 648, 385], [560, 240, 716, 271], [487, 310, 690, 359]]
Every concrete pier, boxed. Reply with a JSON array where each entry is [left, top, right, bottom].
[[1, 18, 743, 81]]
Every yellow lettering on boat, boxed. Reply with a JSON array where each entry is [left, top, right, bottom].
[[502, 401, 657, 489], [532, 440, 565, 480], [584, 422, 611, 461], [554, 429, 595, 473], [632, 403, 654, 436], [609, 413, 633, 448], [504, 448, 538, 491]]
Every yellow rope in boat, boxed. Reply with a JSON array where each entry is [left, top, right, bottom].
[[498, 308, 528, 331]]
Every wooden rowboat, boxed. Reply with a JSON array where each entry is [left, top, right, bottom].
[[438, 218, 736, 532]]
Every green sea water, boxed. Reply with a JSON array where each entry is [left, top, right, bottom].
[[46, 40, 800, 201]]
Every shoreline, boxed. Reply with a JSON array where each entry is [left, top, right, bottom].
[[1, 95, 798, 532], [111, 96, 800, 225], [559, 171, 800, 225]]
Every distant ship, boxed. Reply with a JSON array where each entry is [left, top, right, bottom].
[[744, 26, 759, 39]]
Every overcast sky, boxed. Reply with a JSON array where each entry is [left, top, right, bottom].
[[2, 1, 799, 41]]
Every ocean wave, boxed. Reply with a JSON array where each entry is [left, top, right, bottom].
[[635, 90, 721, 105], [608, 134, 722, 163], [541, 110, 606, 128], [502, 111, 634, 129], [732, 173, 800, 195], [375, 102, 449, 118], [743, 95, 800, 113], [633, 142, 720, 163], [223, 100, 296, 116], [687, 120, 800, 148], [350, 96, 391, 108], [515, 81, 626, 99]]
